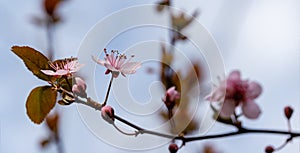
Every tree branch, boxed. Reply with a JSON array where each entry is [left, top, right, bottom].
[[75, 97, 300, 144]]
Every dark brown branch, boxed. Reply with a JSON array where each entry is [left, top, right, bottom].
[[182, 128, 300, 142], [102, 75, 113, 106], [75, 97, 300, 144]]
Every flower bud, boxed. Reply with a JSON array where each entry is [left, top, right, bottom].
[[168, 143, 179, 153], [72, 77, 87, 98], [101, 106, 115, 124], [284, 106, 294, 120], [265, 145, 274, 153], [163, 86, 180, 110]]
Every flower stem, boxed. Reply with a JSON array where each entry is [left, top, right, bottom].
[[287, 120, 292, 132], [112, 123, 138, 136], [168, 109, 176, 129], [102, 75, 113, 106]]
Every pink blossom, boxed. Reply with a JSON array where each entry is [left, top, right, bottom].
[[163, 86, 180, 110], [92, 48, 141, 78], [206, 70, 262, 119], [41, 59, 83, 77]]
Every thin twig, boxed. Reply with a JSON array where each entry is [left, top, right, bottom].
[[74, 97, 300, 144], [183, 128, 300, 142], [112, 123, 138, 136]]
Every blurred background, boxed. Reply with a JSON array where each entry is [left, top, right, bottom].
[[1, 0, 299, 153]]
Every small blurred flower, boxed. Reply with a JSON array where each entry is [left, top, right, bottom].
[[168, 143, 179, 153], [41, 59, 83, 77], [101, 105, 115, 124], [206, 70, 262, 119], [72, 77, 87, 98], [163, 86, 180, 110], [92, 48, 141, 78]]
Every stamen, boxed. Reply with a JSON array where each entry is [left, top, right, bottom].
[[48, 61, 57, 70]]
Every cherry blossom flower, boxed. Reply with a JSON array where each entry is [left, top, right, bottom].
[[206, 70, 262, 119], [163, 86, 180, 110], [92, 48, 141, 78], [41, 59, 83, 77]]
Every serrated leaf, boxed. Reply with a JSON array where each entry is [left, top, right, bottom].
[[11, 46, 53, 81], [26, 86, 57, 124]]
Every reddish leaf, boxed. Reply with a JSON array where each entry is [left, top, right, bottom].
[[26, 86, 57, 124], [11, 46, 53, 81]]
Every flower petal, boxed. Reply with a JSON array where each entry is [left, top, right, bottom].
[[120, 62, 141, 74], [104, 63, 118, 71], [56, 69, 69, 76], [70, 63, 84, 73], [206, 85, 226, 102], [166, 86, 180, 101], [228, 70, 241, 81], [92, 55, 106, 66], [219, 100, 237, 118], [246, 81, 262, 99], [41, 70, 56, 75], [242, 100, 261, 119]]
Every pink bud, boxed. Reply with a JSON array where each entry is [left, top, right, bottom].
[[101, 106, 115, 124], [72, 77, 87, 98], [168, 143, 178, 153], [163, 86, 180, 110], [265, 145, 274, 153], [284, 106, 294, 120]]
